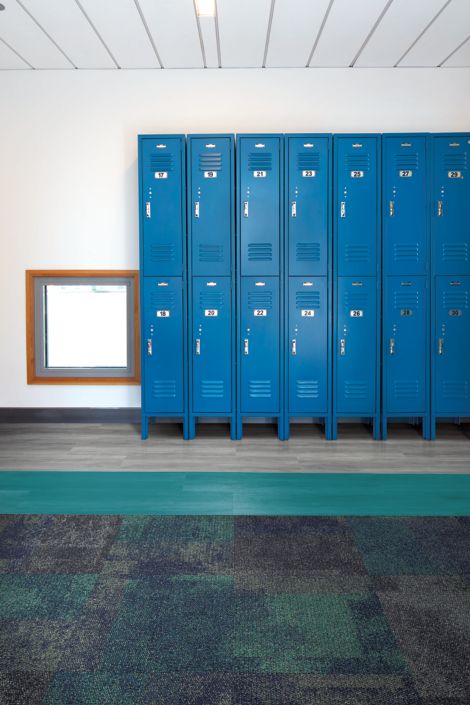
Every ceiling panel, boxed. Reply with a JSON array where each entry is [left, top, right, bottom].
[[218, 0, 271, 68], [0, 37, 31, 69], [77, 0, 160, 68], [356, 0, 445, 67], [310, 0, 391, 67], [198, 15, 218, 67], [266, 0, 331, 67], [443, 35, 470, 66], [20, 0, 116, 69], [401, 0, 470, 66], [0, 0, 71, 68], [138, 0, 203, 68]]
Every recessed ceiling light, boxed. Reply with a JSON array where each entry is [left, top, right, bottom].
[[195, 0, 216, 18]]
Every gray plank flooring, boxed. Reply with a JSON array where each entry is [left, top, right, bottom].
[[0, 422, 469, 472]]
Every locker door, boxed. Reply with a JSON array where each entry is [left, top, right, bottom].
[[239, 137, 281, 276], [435, 276, 470, 414], [190, 137, 232, 276], [241, 278, 279, 413], [336, 277, 377, 413], [192, 277, 231, 413], [432, 136, 470, 275], [287, 137, 329, 276], [141, 137, 184, 277], [335, 137, 378, 276], [383, 136, 427, 276], [384, 277, 426, 413], [288, 277, 327, 414], [143, 277, 184, 413]]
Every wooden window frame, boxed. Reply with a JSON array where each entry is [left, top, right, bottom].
[[26, 270, 140, 385]]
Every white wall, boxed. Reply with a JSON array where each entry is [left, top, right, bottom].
[[1, 67, 469, 408]]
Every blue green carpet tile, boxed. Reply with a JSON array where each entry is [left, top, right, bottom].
[[1, 514, 470, 704]]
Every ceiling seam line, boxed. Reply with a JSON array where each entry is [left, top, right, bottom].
[[350, 0, 396, 67], [438, 32, 470, 66], [394, 0, 452, 67], [0, 35, 34, 69], [306, 0, 335, 67], [133, 0, 163, 68], [74, 0, 120, 69], [192, 0, 207, 68], [16, 0, 76, 68], [262, 0, 276, 68], [214, 0, 222, 68]]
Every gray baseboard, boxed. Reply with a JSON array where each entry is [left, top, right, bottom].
[[0, 408, 142, 423]]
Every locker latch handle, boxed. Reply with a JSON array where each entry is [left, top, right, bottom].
[[389, 200, 395, 217], [291, 339, 297, 355], [243, 201, 249, 218], [438, 200, 443, 217], [147, 339, 152, 356], [438, 338, 444, 355], [340, 201, 346, 219], [389, 337, 395, 355], [196, 338, 201, 355], [340, 339, 346, 356], [291, 201, 297, 218], [194, 201, 200, 218], [145, 202, 151, 219], [244, 338, 249, 355]]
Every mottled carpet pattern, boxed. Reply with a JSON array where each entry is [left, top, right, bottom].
[[0, 515, 470, 705]]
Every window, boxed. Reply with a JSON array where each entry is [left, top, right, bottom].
[[26, 271, 140, 384]]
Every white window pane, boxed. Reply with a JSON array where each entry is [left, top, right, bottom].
[[45, 285, 128, 368]]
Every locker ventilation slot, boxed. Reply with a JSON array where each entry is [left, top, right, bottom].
[[443, 153, 467, 170], [199, 244, 224, 262], [344, 293, 368, 308], [393, 381, 419, 398], [297, 152, 320, 170], [248, 243, 273, 261], [442, 291, 468, 308], [441, 243, 468, 262], [296, 291, 320, 309], [344, 245, 370, 262], [150, 155, 173, 172], [200, 381, 224, 398], [296, 380, 319, 399], [393, 292, 419, 309], [151, 292, 176, 310], [199, 153, 222, 171], [441, 381, 469, 399], [345, 155, 370, 172], [248, 380, 272, 398], [152, 380, 177, 398], [393, 244, 419, 262], [344, 381, 368, 399], [248, 153, 272, 171], [395, 153, 419, 170], [150, 244, 176, 262], [248, 292, 272, 309], [296, 243, 321, 262], [199, 292, 224, 309]]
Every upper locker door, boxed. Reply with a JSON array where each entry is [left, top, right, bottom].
[[239, 137, 281, 276], [192, 277, 231, 414], [190, 137, 233, 276], [432, 136, 470, 275], [383, 136, 427, 276], [384, 277, 426, 414], [143, 277, 184, 414], [287, 137, 329, 276], [288, 277, 328, 414], [141, 137, 184, 277], [435, 276, 470, 414], [335, 137, 378, 276], [241, 278, 279, 413], [336, 277, 377, 413]]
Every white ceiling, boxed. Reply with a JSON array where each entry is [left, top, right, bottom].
[[0, 0, 469, 70]]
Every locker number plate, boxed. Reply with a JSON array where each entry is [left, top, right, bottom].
[[399, 170, 413, 177], [253, 171, 267, 178], [254, 309, 267, 316], [154, 171, 168, 179], [156, 310, 170, 317], [301, 309, 315, 317], [350, 309, 364, 317], [350, 170, 364, 178], [400, 308, 413, 317], [449, 308, 462, 316], [204, 171, 218, 179], [204, 309, 218, 317], [302, 170, 316, 178], [448, 171, 462, 179]]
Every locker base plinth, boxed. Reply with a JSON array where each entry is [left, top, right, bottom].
[[429, 414, 470, 441], [237, 415, 286, 441], [140, 414, 187, 441], [331, 415, 382, 441], [284, 416, 332, 441], [381, 415, 430, 441], [187, 414, 237, 440], [141, 415, 149, 440]]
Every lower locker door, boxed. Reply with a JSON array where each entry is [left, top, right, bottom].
[[384, 276, 426, 414], [289, 276, 327, 414], [143, 277, 184, 414], [241, 277, 279, 413], [336, 277, 377, 414], [192, 277, 231, 413], [435, 275, 470, 414]]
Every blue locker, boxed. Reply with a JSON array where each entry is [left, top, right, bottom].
[[382, 276, 428, 436], [188, 136, 233, 276], [431, 135, 470, 275], [239, 136, 282, 276], [286, 136, 329, 276], [382, 136, 428, 276], [335, 136, 379, 277], [140, 137, 185, 277]]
